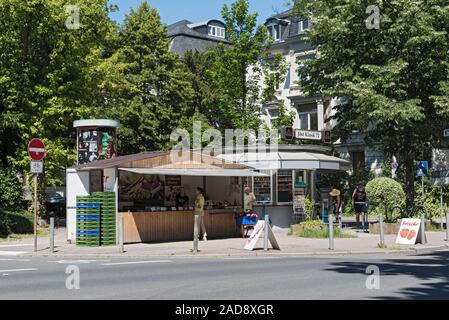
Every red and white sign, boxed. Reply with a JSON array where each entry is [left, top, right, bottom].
[[28, 139, 46, 161], [244, 220, 280, 251], [396, 219, 422, 245]]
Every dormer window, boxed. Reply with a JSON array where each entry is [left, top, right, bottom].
[[298, 19, 310, 34], [208, 25, 226, 38], [267, 24, 281, 41]]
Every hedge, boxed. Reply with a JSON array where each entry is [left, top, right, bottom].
[[0, 208, 34, 238]]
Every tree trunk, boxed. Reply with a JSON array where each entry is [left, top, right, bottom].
[[404, 153, 415, 217]]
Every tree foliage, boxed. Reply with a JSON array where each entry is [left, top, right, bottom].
[[296, 0, 449, 211]]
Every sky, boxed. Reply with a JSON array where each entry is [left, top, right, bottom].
[[108, 0, 289, 25]]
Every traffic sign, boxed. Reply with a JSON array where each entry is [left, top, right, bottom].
[[28, 139, 46, 161], [30, 161, 43, 174], [444, 129, 449, 137], [416, 161, 428, 177]]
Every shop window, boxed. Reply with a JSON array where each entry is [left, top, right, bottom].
[[253, 170, 272, 204], [90, 170, 103, 193], [352, 151, 365, 172], [277, 170, 293, 204]]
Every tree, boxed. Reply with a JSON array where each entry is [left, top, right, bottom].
[[295, 0, 449, 212], [0, 0, 116, 186], [202, 0, 287, 132], [105, 2, 194, 154]]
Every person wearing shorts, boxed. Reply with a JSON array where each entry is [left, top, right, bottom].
[[352, 182, 367, 227]]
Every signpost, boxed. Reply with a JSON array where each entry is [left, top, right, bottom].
[[28, 139, 45, 253]]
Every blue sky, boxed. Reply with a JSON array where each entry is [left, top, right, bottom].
[[108, 0, 289, 25]]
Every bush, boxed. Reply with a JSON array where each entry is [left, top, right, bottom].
[[366, 177, 405, 222], [290, 220, 356, 238], [0, 208, 33, 238], [0, 168, 23, 209]]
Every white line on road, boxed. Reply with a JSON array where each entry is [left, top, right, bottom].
[[0, 268, 37, 273], [0, 251, 27, 256], [49, 260, 111, 264], [0, 244, 33, 248], [0, 259, 30, 262], [101, 260, 173, 266]]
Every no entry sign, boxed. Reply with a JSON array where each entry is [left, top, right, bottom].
[[28, 139, 46, 161]]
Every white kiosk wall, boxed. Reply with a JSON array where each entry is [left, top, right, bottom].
[[66, 169, 90, 241]]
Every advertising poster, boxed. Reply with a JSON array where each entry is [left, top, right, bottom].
[[431, 149, 449, 185], [164, 176, 182, 206], [78, 127, 117, 164], [395, 219, 422, 245], [119, 172, 165, 205]]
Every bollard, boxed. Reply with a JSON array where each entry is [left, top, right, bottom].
[[445, 210, 449, 241], [379, 214, 385, 247], [118, 215, 124, 253], [328, 213, 334, 250], [193, 215, 199, 253], [440, 186, 444, 231], [420, 210, 427, 245], [264, 214, 269, 251], [50, 217, 55, 253]]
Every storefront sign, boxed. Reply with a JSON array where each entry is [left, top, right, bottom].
[[395, 219, 422, 245], [294, 130, 322, 141], [244, 220, 280, 251]]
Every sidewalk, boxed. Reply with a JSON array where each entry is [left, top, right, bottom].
[[2, 227, 448, 259]]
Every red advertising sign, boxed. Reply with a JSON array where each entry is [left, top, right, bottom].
[[28, 139, 46, 161]]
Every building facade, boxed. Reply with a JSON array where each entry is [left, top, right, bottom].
[[262, 10, 384, 176]]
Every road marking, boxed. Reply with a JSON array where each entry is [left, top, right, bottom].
[[0, 251, 27, 256], [0, 244, 33, 248], [0, 259, 30, 262], [101, 260, 173, 266], [49, 260, 111, 264], [0, 268, 37, 273]]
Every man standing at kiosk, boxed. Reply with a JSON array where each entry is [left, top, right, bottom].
[[244, 187, 256, 213]]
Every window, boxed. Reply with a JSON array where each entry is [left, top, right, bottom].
[[352, 151, 365, 172], [277, 170, 293, 204], [253, 170, 272, 204], [267, 24, 281, 41], [268, 109, 279, 120], [90, 170, 103, 193], [208, 25, 225, 38], [299, 110, 318, 131], [298, 19, 310, 34]]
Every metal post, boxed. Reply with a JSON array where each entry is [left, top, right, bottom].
[[118, 215, 124, 253], [420, 209, 427, 244], [446, 211, 449, 242], [379, 214, 385, 247], [50, 217, 54, 253], [34, 174, 38, 252], [440, 186, 444, 231], [193, 215, 199, 253], [328, 213, 334, 250], [264, 214, 269, 251]]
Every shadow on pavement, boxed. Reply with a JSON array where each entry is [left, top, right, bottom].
[[324, 250, 449, 299]]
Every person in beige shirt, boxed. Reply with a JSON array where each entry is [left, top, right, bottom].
[[192, 187, 207, 252], [244, 187, 256, 212]]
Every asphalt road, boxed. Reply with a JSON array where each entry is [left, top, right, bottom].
[[0, 250, 448, 300]]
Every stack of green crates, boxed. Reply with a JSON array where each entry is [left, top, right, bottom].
[[76, 196, 101, 247], [92, 192, 117, 246]]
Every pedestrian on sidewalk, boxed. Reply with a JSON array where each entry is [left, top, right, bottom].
[[192, 187, 207, 252], [352, 182, 367, 227]]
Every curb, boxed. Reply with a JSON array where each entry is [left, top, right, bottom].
[[22, 244, 449, 260]]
